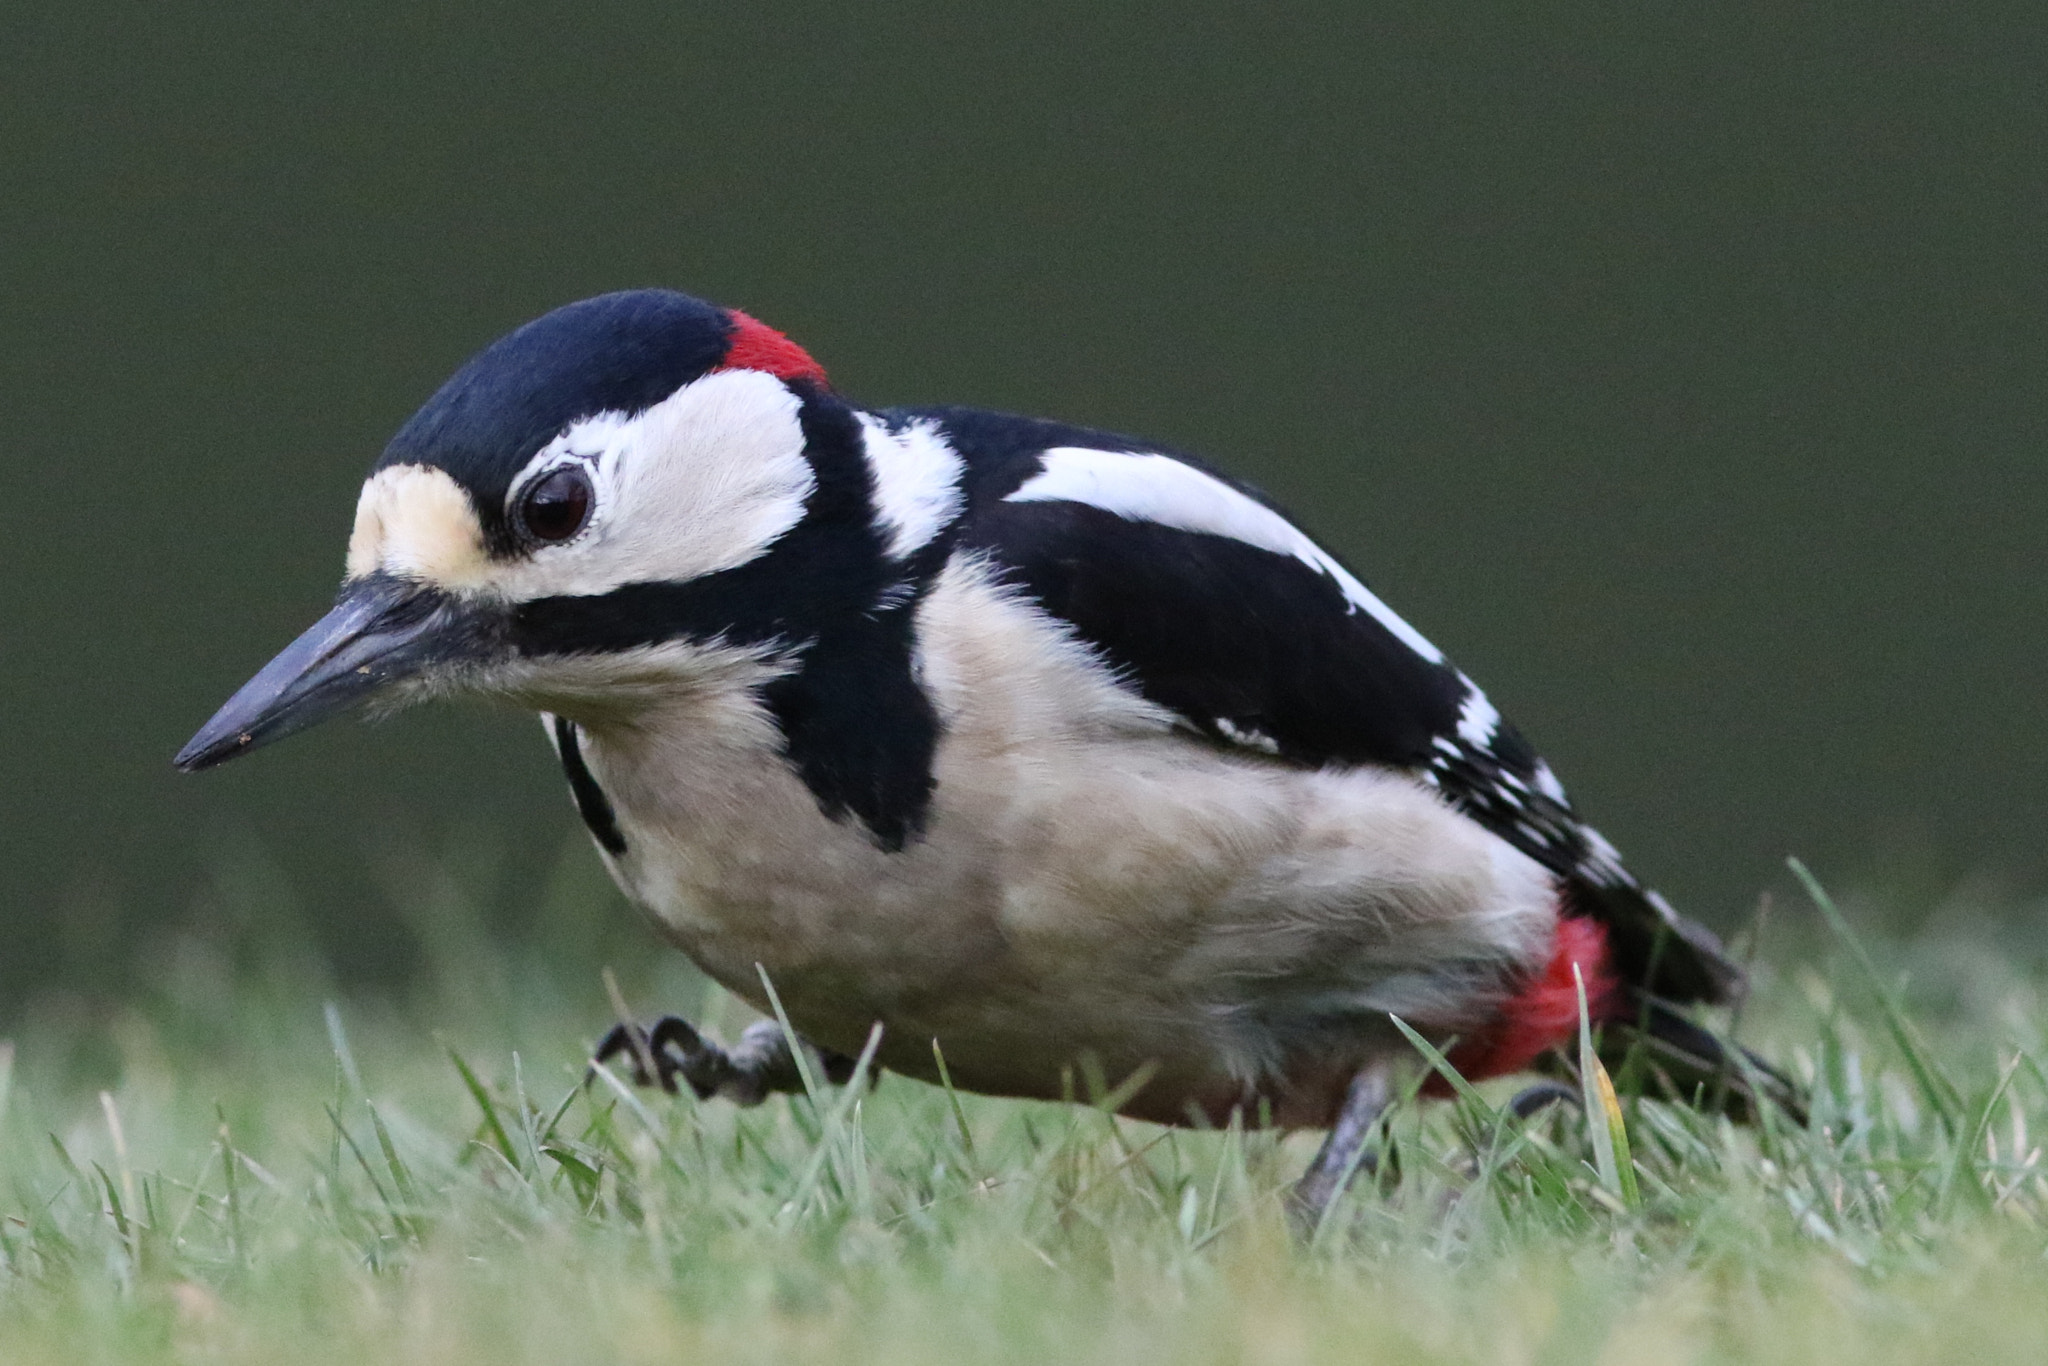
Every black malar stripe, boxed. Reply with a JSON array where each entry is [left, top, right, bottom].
[[552, 715, 628, 856]]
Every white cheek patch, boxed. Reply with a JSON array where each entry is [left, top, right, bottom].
[[1006, 447, 1447, 665], [492, 369, 817, 601], [345, 465, 491, 588], [858, 413, 964, 560]]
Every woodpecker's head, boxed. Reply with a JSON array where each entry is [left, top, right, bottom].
[[176, 289, 945, 802]]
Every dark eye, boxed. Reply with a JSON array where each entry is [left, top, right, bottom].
[[519, 465, 594, 543]]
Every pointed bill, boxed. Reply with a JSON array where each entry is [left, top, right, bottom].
[[175, 575, 485, 771]]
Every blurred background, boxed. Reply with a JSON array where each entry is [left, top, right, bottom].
[[3, 2, 2045, 1011]]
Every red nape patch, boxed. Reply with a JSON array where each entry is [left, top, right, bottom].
[[715, 309, 829, 387], [1423, 915, 1617, 1096]]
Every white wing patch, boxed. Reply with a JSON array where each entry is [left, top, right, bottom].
[[858, 414, 965, 560], [1006, 447, 1446, 665]]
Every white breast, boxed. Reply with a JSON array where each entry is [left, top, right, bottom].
[[571, 556, 1557, 1122]]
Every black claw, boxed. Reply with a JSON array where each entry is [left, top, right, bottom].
[[644, 1017, 701, 1052], [588, 1015, 851, 1105], [650, 1015, 738, 1099], [591, 1021, 662, 1088], [1509, 1080, 1582, 1119], [591, 1015, 731, 1097]]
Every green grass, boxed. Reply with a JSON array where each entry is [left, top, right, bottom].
[[7, 852, 2048, 1364]]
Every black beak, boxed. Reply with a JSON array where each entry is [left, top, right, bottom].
[[175, 574, 486, 772]]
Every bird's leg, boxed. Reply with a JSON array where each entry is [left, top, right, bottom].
[[592, 1017, 858, 1105], [1287, 1064, 1394, 1235]]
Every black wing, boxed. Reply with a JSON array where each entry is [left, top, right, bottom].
[[906, 405, 1740, 1005]]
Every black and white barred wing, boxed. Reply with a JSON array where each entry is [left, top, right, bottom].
[[920, 408, 1738, 1004]]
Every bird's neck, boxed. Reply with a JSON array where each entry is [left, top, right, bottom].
[[501, 635, 797, 737]]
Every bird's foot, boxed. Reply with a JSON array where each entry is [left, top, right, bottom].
[[591, 1016, 857, 1105]]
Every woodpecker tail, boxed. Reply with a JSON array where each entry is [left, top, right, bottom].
[[1593, 988, 1808, 1126], [1427, 913, 1807, 1123], [1554, 875, 1808, 1125]]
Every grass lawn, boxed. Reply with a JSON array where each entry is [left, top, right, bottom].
[[4, 852, 2048, 1365]]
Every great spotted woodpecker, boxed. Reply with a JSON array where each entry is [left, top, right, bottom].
[[177, 290, 1800, 1220]]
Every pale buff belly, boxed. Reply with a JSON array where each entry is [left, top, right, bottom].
[[577, 718, 1556, 1127]]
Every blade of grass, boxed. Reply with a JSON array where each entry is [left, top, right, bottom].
[[366, 1103, 421, 1222], [1389, 1015, 1490, 1111], [538, 1083, 583, 1147], [754, 964, 823, 1105], [1577, 964, 1639, 1210], [327, 1103, 401, 1245], [323, 1002, 364, 1095], [91, 1162, 136, 1270], [1942, 1051, 2023, 1213], [584, 1060, 674, 1165], [930, 1039, 982, 1178], [1790, 857, 1962, 1134], [97, 1093, 136, 1230], [446, 1042, 521, 1171], [217, 1105, 245, 1267], [511, 1052, 541, 1172], [777, 1021, 886, 1226]]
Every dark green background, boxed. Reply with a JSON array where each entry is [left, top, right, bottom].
[[5, 3, 2044, 1001]]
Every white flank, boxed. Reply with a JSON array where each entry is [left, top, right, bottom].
[[1006, 447, 1446, 664], [858, 414, 965, 559]]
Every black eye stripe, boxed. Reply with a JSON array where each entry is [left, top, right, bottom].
[[519, 465, 594, 543]]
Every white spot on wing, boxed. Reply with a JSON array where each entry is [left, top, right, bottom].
[[1532, 761, 1567, 803], [858, 415, 965, 560], [1213, 717, 1281, 754], [1579, 827, 1627, 884], [1006, 447, 1447, 664], [872, 579, 918, 614], [1455, 683, 1500, 748]]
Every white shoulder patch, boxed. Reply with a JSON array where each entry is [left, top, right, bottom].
[[857, 414, 965, 560], [1005, 447, 1446, 665]]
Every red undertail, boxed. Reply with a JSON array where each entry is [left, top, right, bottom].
[[1425, 913, 1617, 1093]]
